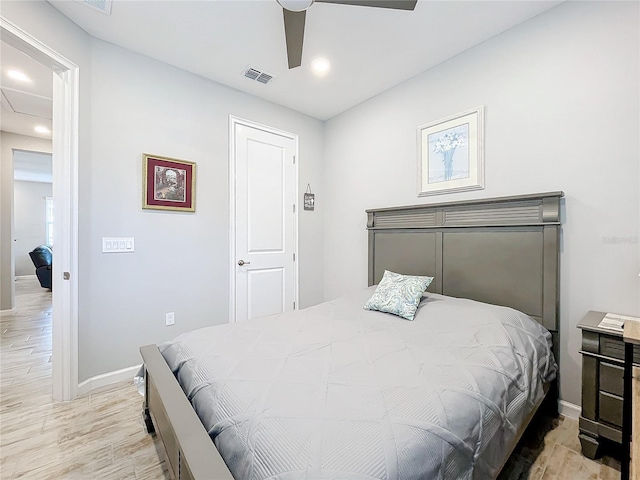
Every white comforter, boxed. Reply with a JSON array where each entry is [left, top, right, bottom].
[[160, 288, 556, 480]]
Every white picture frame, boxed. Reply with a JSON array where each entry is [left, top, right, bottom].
[[417, 106, 484, 196]]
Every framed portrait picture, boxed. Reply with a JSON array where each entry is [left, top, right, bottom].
[[143, 154, 196, 212], [417, 106, 484, 196]]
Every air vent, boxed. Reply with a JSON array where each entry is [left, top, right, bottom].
[[243, 67, 275, 85], [76, 0, 112, 15]]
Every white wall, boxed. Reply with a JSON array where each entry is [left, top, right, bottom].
[[322, 1, 639, 407], [0, 131, 53, 309], [79, 38, 324, 381], [14, 180, 52, 276]]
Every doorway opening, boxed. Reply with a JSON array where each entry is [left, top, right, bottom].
[[1, 18, 79, 401], [13, 149, 54, 288]]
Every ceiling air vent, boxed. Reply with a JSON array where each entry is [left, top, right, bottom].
[[243, 67, 275, 85], [76, 0, 112, 15]]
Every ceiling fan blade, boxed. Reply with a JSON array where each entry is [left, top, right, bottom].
[[315, 0, 417, 10], [283, 9, 306, 69]]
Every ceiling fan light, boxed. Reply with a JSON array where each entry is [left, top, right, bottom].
[[7, 69, 32, 83], [277, 0, 314, 12]]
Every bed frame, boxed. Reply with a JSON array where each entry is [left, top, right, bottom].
[[140, 191, 564, 480]]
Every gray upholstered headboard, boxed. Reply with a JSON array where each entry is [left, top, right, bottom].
[[367, 192, 563, 333]]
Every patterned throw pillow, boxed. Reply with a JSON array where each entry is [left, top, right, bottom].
[[364, 270, 434, 320]]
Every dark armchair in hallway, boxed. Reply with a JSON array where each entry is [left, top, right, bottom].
[[29, 245, 52, 290]]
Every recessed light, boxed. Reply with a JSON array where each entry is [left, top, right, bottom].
[[34, 125, 50, 135], [7, 69, 32, 83], [311, 57, 330, 76]]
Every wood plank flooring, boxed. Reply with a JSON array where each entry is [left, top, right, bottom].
[[1, 276, 169, 480], [0, 276, 625, 479]]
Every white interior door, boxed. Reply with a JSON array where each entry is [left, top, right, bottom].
[[232, 119, 297, 322]]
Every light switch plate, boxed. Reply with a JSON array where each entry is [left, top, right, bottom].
[[102, 237, 135, 253]]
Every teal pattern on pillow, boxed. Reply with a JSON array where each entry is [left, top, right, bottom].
[[364, 270, 434, 320]]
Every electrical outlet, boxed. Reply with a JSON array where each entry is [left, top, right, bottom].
[[165, 312, 175, 326]]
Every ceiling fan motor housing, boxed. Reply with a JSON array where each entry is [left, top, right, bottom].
[[277, 0, 315, 12]]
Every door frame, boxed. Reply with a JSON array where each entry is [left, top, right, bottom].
[[228, 116, 299, 323], [1, 17, 80, 401]]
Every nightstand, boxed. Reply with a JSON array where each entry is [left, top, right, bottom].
[[577, 311, 640, 459], [622, 320, 640, 480]]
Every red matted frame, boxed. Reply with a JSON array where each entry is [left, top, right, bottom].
[[142, 154, 196, 212]]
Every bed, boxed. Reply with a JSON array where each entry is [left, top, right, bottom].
[[140, 191, 563, 480]]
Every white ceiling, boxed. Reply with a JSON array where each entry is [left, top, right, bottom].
[[48, 0, 563, 120], [1, 41, 53, 139]]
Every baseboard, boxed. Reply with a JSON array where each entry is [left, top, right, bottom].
[[77, 364, 141, 397], [558, 400, 581, 420]]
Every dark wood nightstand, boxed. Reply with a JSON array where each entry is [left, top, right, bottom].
[[577, 311, 640, 459], [622, 320, 640, 480]]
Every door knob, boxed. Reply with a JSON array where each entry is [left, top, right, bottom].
[[238, 260, 251, 266]]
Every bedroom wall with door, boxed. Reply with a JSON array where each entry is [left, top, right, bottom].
[[2, 1, 325, 384], [322, 0, 639, 408], [81, 38, 324, 381]]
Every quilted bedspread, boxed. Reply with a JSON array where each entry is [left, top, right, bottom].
[[160, 287, 556, 480]]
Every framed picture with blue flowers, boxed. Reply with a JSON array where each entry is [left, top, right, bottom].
[[417, 106, 484, 196]]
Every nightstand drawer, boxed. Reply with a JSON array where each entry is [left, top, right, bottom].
[[599, 362, 624, 396], [600, 336, 640, 363], [599, 391, 623, 428]]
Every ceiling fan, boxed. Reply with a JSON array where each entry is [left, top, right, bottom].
[[276, 0, 418, 69]]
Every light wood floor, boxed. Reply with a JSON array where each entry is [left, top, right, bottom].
[[0, 276, 169, 479], [0, 276, 624, 479]]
